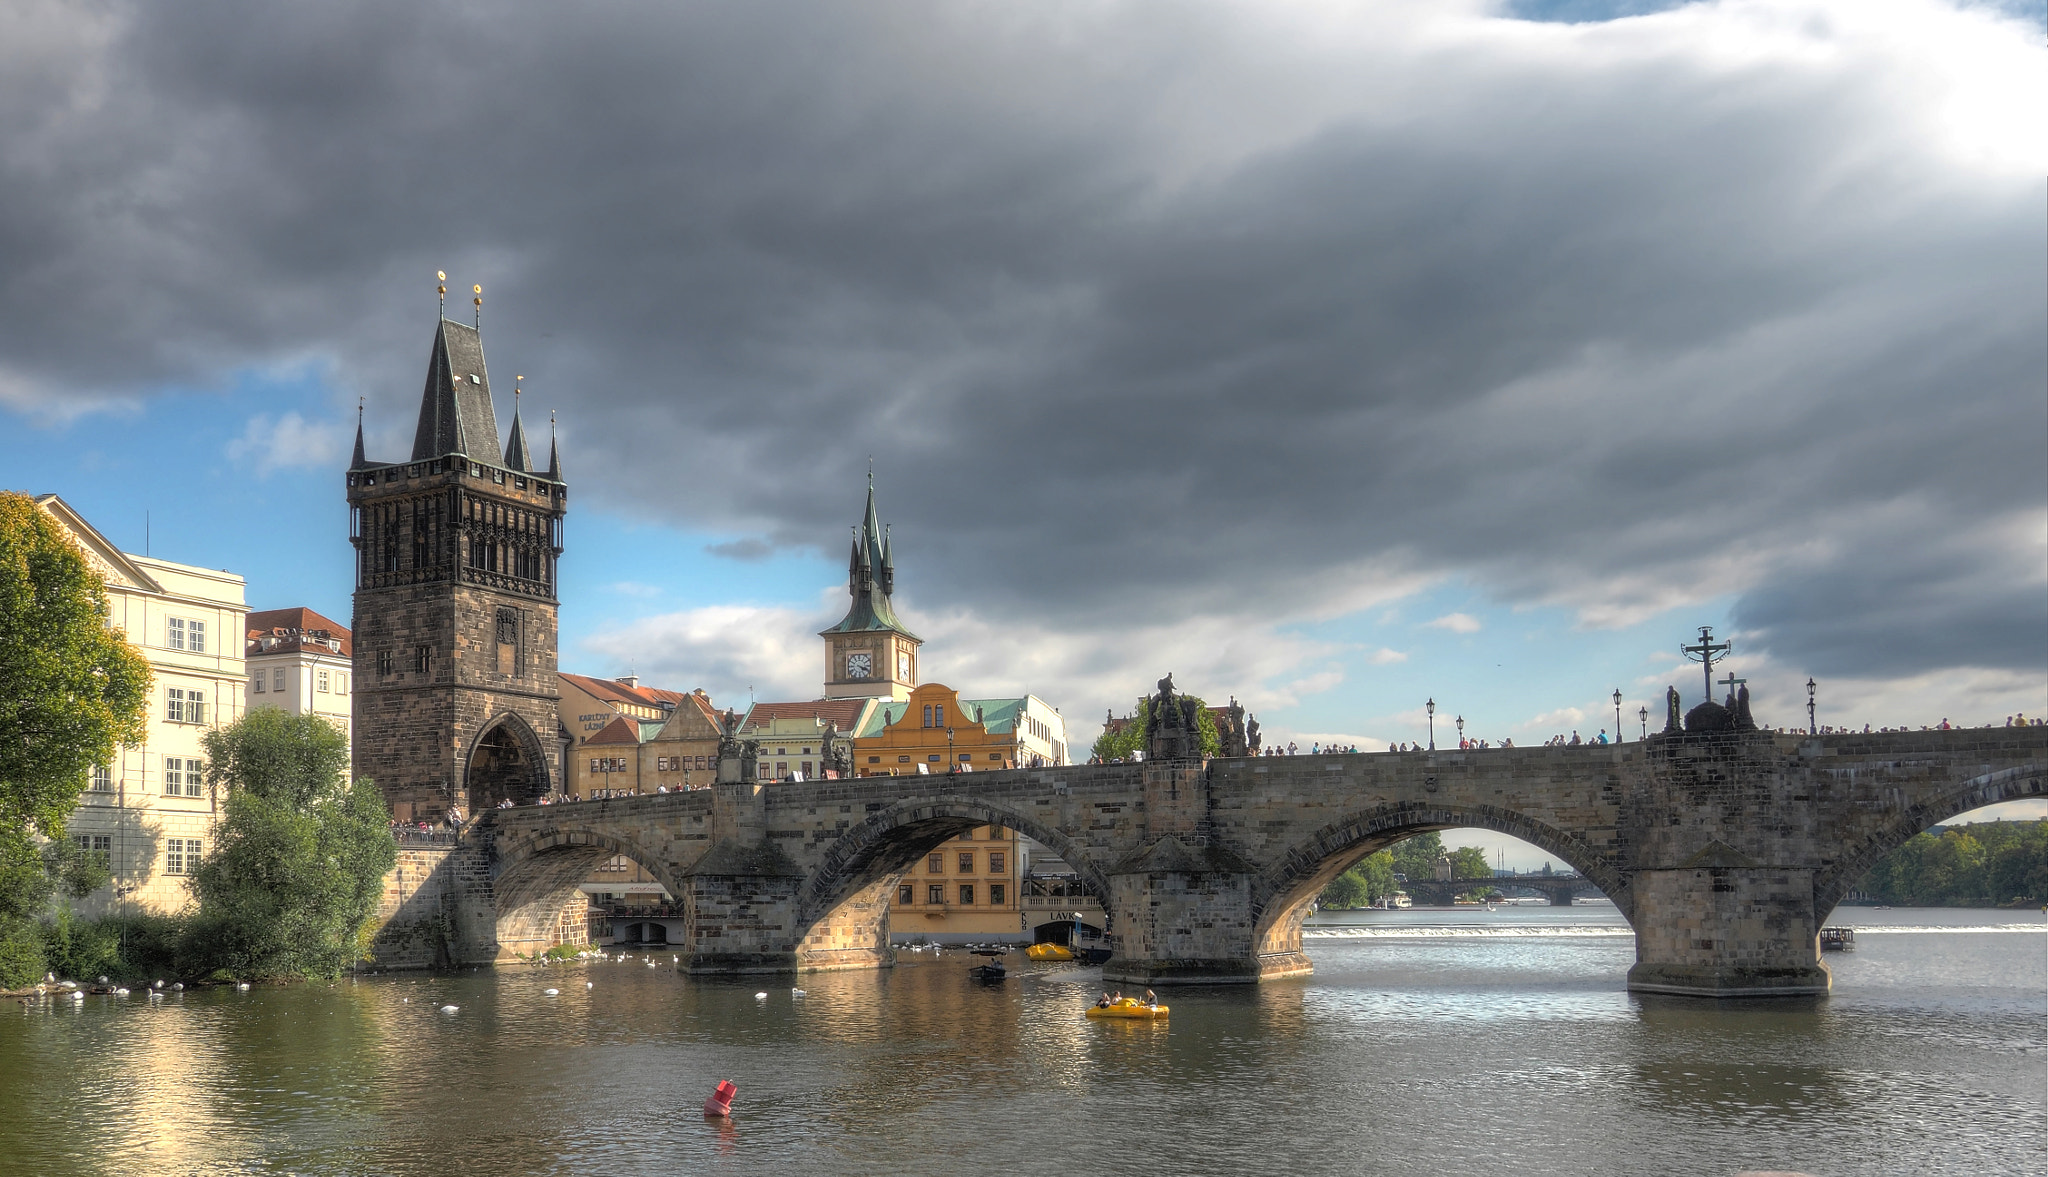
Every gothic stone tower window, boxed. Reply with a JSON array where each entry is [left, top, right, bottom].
[[346, 313, 567, 820]]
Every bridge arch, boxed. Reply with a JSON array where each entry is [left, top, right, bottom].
[[1812, 763, 2045, 916], [465, 712, 552, 809], [488, 824, 685, 959], [1249, 801, 1630, 962], [797, 794, 1112, 928]]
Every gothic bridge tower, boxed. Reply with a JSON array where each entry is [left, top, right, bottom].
[[347, 313, 566, 819], [820, 475, 920, 701]]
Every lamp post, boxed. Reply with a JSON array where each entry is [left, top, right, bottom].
[[1806, 678, 1817, 736], [946, 725, 956, 773], [1426, 698, 1436, 751], [1455, 715, 1465, 749], [1613, 689, 1623, 743], [1638, 705, 1648, 741]]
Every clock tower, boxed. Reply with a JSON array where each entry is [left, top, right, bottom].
[[821, 476, 920, 701]]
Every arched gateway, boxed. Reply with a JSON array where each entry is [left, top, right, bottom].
[[384, 726, 2042, 999]]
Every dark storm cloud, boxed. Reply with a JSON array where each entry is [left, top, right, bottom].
[[3, 0, 2041, 678]]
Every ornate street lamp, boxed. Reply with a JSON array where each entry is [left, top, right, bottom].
[[1806, 678, 1817, 736], [1456, 715, 1465, 748], [1613, 689, 1624, 743], [1638, 705, 1648, 741], [1426, 698, 1436, 751]]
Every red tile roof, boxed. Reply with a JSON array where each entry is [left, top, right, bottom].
[[245, 606, 352, 657], [561, 672, 677, 711], [741, 699, 870, 734]]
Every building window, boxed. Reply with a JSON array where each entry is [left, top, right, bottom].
[[897, 755, 910, 763], [73, 834, 111, 869], [274, 667, 287, 691], [376, 651, 392, 678], [868, 756, 880, 764], [898, 885, 914, 905], [316, 670, 330, 693], [958, 852, 974, 874], [656, 756, 669, 771], [90, 764, 112, 792], [801, 761, 813, 777], [775, 761, 788, 776], [958, 753, 972, 762], [165, 838, 202, 875], [927, 853, 944, 873], [413, 645, 432, 675], [986, 754, 1002, 761], [958, 884, 975, 906], [166, 688, 206, 725], [167, 617, 186, 650], [927, 884, 944, 905], [989, 852, 1005, 874], [163, 756, 204, 797], [252, 673, 265, 694], [335, 673, 348, 696], [927, 754, 940, 762], [989, 884, 1005, 906]]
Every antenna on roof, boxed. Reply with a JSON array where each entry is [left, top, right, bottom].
[[472, 284, 483, 330], [437, 270, 446, 314]]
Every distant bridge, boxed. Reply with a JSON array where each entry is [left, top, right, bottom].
[[1401, 873, 1602, 906], [372, 726, 2044, 998]]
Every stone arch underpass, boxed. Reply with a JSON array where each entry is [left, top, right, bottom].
[[1246, 802, 1631, 973], [394, 724, 2043, 999]]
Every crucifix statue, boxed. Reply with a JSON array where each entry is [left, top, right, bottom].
[[1680, 625, 1731, 704]]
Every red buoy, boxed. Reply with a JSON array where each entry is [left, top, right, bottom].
[[703, 1079, 737, 1117]]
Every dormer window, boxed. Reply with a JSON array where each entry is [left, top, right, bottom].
[[469, 374, 481, 384]]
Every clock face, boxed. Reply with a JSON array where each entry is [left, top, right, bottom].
[[845, 653, 872, 679], [898, 651, 911, 681]]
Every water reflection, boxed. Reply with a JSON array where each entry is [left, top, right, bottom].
[[3, 911, 2041, 1177]]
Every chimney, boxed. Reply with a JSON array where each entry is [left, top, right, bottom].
[[618, 675, 640, 690]]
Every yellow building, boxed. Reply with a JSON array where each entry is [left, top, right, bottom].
[[741, 698, 883, 781], [890, 824, 1023, 945], [851, 683, 1068, 775], [34, 494, 246, 917]]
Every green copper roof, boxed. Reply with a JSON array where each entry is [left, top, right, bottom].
[[856, 697, 1026, 737], [821, 476, 920, 640]]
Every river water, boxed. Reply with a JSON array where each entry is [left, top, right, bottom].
[[5, 905, 2041, 1177]]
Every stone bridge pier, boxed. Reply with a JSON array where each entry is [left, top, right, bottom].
[[381, 726, 2043, 998]]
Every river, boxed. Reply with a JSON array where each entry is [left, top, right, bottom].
[[4, 905, 2041, 1176]]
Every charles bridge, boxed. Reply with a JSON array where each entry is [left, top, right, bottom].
[[368, 711, 2044, 998]]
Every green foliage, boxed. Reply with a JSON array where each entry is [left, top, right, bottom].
[[1448, 846, 1494, 881], [1319, 850, 1397, 909], [1092, 697, 1222, 761], [0, 493, 153, 839], [180, 713, 395, 980], [0, 493, 152, 988], [1858, 821, 2048, 906], [1389, 831, 1445, 882], [34, 912, 183, 986]]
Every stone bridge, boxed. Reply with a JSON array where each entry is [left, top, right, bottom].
[[383, 726, 2043, 998], [1400, 874, 1599, 906]]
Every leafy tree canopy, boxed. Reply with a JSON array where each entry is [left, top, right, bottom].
[[1390, 831, 1445, 882], [0, 493, 151, 837], [1319, 850, 1397, 909], [182, 712, 396, 980]]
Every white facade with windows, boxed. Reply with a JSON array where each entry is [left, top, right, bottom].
[[244, 606, 353, 770], [33, 495, 246, 918]]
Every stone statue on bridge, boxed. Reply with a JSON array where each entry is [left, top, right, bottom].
[[821, 721, 854, 779], [716, 708, 760, 784], [1146, 672, 1204, 762], [1214, 696, 1259, 758]]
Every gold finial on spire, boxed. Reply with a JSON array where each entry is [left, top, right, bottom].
[[437, 270, 447, 313], [515, 375, 523, 400], [472, 284, 482, 329]]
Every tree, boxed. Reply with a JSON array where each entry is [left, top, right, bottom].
[[1389, 831, 1445, 882], [1319, 850, 1397, 908], [0, 493, 152, 838], [1449, 846, 1494, 880], [0, 493, 151, 987], [1091, 696, 1221, 761], [181, 711, 396, 980]]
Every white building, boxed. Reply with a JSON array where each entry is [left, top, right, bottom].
[[244, 606, 352, 768], [34, 495, 246, 917]]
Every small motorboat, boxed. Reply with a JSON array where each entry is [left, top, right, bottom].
[[1026, 943, 1074, 962], [1086, 997, 1167, 1020], [1819, 927, 1855, 952], [968, 948, 1009, 982]]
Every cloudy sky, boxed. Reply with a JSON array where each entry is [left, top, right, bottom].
[[4, 0, 2043, 848]]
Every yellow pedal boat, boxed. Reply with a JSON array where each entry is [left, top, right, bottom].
[[1026, 943, 1075, 961], [1085, 999, 1168, 1019]]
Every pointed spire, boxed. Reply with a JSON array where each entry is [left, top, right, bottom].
[[503, 377, 534, 471], [411, 317, 499, 461], [351, 398, 368, 468], [880, 523, 894, 595], [546, 410, 562, 480]]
